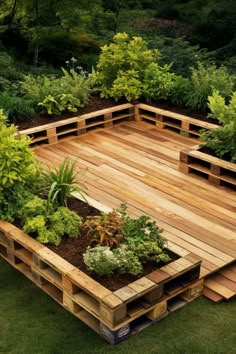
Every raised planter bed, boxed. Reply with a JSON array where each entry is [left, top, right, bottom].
[[18, 103, 219, 148], [179, 145, 236, 190], [135, 103, 219, 138], [18, 103, 134, 147], [0, 198, 203, 344]]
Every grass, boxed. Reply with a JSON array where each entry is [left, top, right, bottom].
[[0, 258, 236, 354]]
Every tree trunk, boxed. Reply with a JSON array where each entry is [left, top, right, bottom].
[[8, 0, 18, 29]]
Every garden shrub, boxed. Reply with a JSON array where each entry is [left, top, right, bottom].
[[185, 63, 235, 111], [0, 91, 35, 123], [0, 109, 37, 221], [21, 68, 91, 114], [143, 63, 177, 101], [110, 69, 143, 101], [170, 76, 191, 106], [95, 32, 160, 100], [200, 91, 236, 162]]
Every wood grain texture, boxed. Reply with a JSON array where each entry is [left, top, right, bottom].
[[34, 120, 236, 301]]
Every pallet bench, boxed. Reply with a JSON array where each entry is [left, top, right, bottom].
[[0, 198, 203, 344], [135, 103, 218, 138], [180, 145, 236, 190]]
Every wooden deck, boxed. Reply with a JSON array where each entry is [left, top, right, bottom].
[[34, 121, 236, 300]]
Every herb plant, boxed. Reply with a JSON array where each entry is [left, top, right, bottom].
[[22, 196, 82, 246], [83, 245, 142, 276]]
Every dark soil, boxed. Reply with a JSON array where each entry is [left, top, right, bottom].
[[200, 146, 233, 163], [46, 198, 176, 292], [17, 96, 124, 131], [16, 95, 219, 131]]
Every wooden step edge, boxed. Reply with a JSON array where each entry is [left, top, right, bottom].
[[204, 279, 235, 300], [202, 286, 224, 302]]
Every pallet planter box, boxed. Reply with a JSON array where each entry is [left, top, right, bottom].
[[179, 145, 236, 190], [0, 198, 203, 344], [134, 103, 219, 138], [18, 103, 134, 147], [17, 103, 218, 148]]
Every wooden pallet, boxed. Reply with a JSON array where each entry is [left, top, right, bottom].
[[0, 199, 203, 344], [18, 104, 134, 147], [203, 264, 236, 302], [135, 103, 218, 138], [179, 145, 236, 190]]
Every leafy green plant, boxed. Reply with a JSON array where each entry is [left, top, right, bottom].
[[110, 69, 143, 101], [170, 76, 190, 106], [95, 32, 160, 100], [43, 158, 87, 207], [38, 93, 81, 115], [21, 68, 91, 114], [143, 63, 176, 101], [0, 109, 37, 221], [120, 204, 170, 264], [82, 211, 123, 247], [83, 245, 142, 276], [200, 91, 236, 162], [185, 63, 235, 111], [22, 196, 82, 246]]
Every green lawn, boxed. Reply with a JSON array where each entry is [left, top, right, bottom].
[[0, 258, 235, 354]]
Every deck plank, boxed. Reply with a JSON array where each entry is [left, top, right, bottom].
[[34, 121, 236, 300]]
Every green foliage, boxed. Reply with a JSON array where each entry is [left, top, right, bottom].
[[0, 110, 36, 189], [22, 196, 82, 246], [0, 186, 32, 223], [21, 68, 91, 113], [95, 32, 160, 100], [0, 49, 23, 91], [110, 69, 143, 101], [169, 75, 190, 106], [120, 204, 170, 263], [21, 196, 52, 219], [38, 94, 80, 115], [82, 211, 123, 247], [0, 91, 35, 123], [185, 63, 235, 110], [146, 36, 213, 77], [143, 63, 176, 101], [0, 109, 37, 221], [83, 245, 142, 276], [50, 207, 82, 239], [200, 91, 236, 162], [44, 158, 87, 207]]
